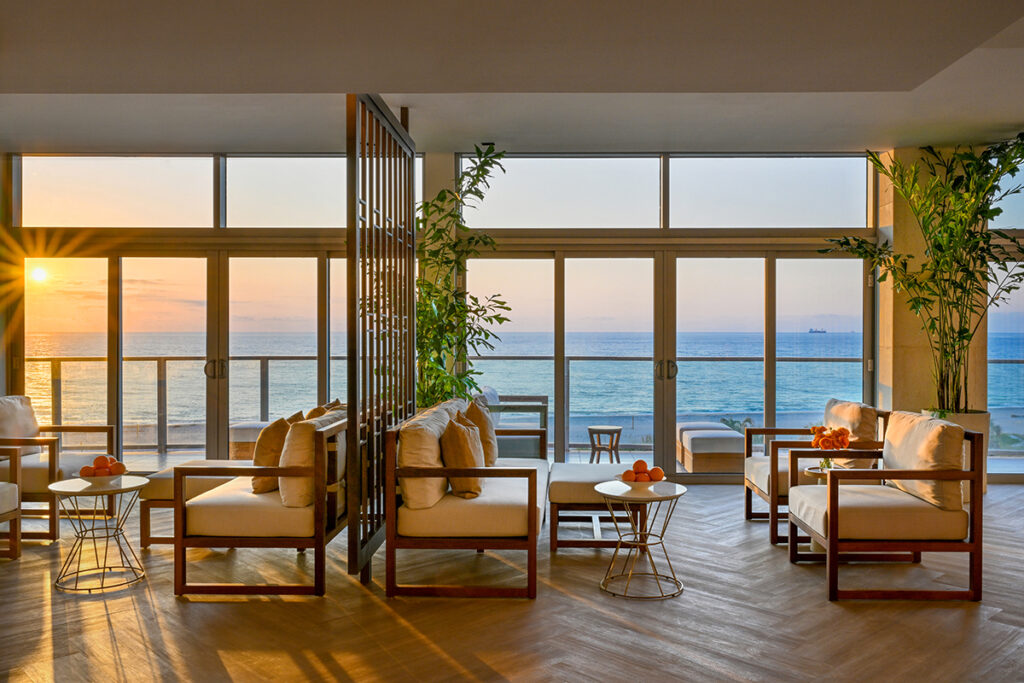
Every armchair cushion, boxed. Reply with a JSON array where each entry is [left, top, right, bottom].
[[186, 476, 314, 537], [251, 418, 290, 493], [677, 421, 732, 442], [0, 452, 98, 494], [0, 481, 18, 515], [824, 398, 878, 468], [278, 412, 343, 508], [465, 398, 499, 466], [440, 413, 485, 498], [788, 484, 968, 540], [882, 411, 965, 511], [744, 456, 816, 496], [398, 403, 453, 510], [397, 458, 548, 537], [0, 396, 42, 457], [142, 459, 254, 501], [548, 463, 623, 504]]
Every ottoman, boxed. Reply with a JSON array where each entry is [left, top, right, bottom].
[[139, 459, 254, 546], [679, 429, 744, 473], [228, 421, 272, 460], [548, 462, 636, 551]]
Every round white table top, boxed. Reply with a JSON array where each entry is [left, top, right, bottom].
[[587, 425, 623, 432], [594, 479, 687, 502], [48, 475, 149, 496]]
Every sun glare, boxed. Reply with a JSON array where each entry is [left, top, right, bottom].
[[30, 267, 48, 282]]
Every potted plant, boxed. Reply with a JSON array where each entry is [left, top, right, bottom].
[[827, 133, 1024, 479], [415, 144, 510, 408]]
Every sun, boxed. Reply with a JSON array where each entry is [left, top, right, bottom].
[[30, 267, 48, 282]]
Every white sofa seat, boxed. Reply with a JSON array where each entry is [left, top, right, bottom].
[[185, 476, 314, 538], [397, 457, 548, 538], [788, 484, 968, 541], [683, 429, 743, 453], [548, 463, 625, 504], [0, 452, 104, 494], [0, 481, 18, 514], [141, 459, 255, 501]]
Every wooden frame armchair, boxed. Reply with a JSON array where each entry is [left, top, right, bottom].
[[743, 408, 890, 545], [0, 453, 21, 559], [174, 418, 346, 596], [788, 431, 983, 601], [0, 424, 115, 541], [384, 427, 540, 599]]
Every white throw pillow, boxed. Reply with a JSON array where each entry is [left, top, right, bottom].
[[0, 395, 42, 456], [824, 398, 879, 468]]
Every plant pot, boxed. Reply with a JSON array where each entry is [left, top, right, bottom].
[[922, 409, 989, 496]]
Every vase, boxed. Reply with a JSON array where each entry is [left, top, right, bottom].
[[922, 409, 989, 497]]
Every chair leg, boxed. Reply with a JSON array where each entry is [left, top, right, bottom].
[[549, 503, 559, 552], [788, 521, 799, 563], [827, 540, 839, 601], [970, 548, 982, 601], [528, 534, 537, 599], [48, 494, 58, 541], [360, 557, 371, 586], [769, 504, 781, 545], [174, 541, 185, 596], [386, 534, 397, 597], [140, 501, 152, 548], [315, 546, 326, 596], [744, 487, 752, 520]]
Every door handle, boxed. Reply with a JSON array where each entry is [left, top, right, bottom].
[[667, 360, 678, 380], [654, 360, 664, 380], [218, 359, 228, 379], [203, 360, 217, 379]]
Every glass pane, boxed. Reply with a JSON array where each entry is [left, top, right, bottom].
[[122, 258, 207, 470], [329, 258, 347, 403], [463, 157, 660, 228], [22, 156, 212, 227], [24, 258, 108, 453], [566, 259, 653, 464], [676, 258, 764, 472], [989, 263, 1024, 472], [229, 259, 318, 456], [991, 191, 1024, 230], [670, 157, 867, 228], [227, 157, 346, 227], [776, 259, 863, 429], [467, 259, 554, 439]]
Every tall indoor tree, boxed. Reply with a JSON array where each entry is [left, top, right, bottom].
[[415, 144, 510, 407], [828, 134, 1024, 413]]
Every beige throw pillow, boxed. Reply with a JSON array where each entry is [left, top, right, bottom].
[[465, 398, 499, 466], [397, 403, 452, 509], [306, 405, 328, 420], [286, 411, 305, 424], [440, 413, 485, 498], [251, 418, 290, 493], [882, 411, 965, 511], [824, 398, 879, 469], [278, 412, 340, 507]]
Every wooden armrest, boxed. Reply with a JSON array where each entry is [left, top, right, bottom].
[[396, 466, 536, 479], [788, 448, 883, 486], [2, 451, 20, 486], [829, 468, 975, 482], [38, 425, 115, 433], [746, 428, 813, 437], [174, 466, 313, 479], [0, 436, 59, 446]]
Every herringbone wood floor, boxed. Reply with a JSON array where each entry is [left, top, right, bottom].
[[2, 485, 1023, 682]]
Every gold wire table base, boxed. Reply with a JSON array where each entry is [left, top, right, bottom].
[[599, 496, 684, 600], [54, 490, 145, 593]]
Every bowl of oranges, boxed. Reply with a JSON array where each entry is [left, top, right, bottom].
[[617, 459, 665, 489], [79, 455, 128, 484]]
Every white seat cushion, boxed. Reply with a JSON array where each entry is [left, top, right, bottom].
[[788, 484, 968, 541], [745, 456, 815, 496], [0, 481, 18, 515], [186, 476, 314, 537], [140, 459, 255, 501], [549, 463, 625, 504], [0, 452, 107, 494], [682, 429, 743, 453], [677, 421, 732, 442], [397, 458, 548, 537]]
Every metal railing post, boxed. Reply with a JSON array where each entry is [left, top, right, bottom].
[[259, 358, 270, 421], [157, 358, 168, 455]]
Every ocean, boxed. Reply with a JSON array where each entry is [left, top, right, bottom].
[[23, 331, 1024, 451]]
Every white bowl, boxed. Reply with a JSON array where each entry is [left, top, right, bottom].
[[79, 474, 123, 485], [615, 474, 657, 490]]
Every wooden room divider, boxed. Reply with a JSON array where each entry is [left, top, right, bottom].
[[346, 94, 417, 583]]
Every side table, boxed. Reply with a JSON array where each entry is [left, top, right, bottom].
[[48, 475, 149, 593], [594, 480, 687, 599]]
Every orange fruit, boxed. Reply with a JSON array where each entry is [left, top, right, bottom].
[[632, 459, 649, 473], [110, 462, 127, 475], [93, 455, 110, 469], [93, 467, 112, 477], [635, 473, 651, 482], [649, 466, 665, 482], [80, 465, 95, 477], [622, 469, 636, 482]]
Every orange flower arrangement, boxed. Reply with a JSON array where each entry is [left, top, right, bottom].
[[810, 426, 851, 450]]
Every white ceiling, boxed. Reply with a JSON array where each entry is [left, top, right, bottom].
[[0, 1, 1023, 153]]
